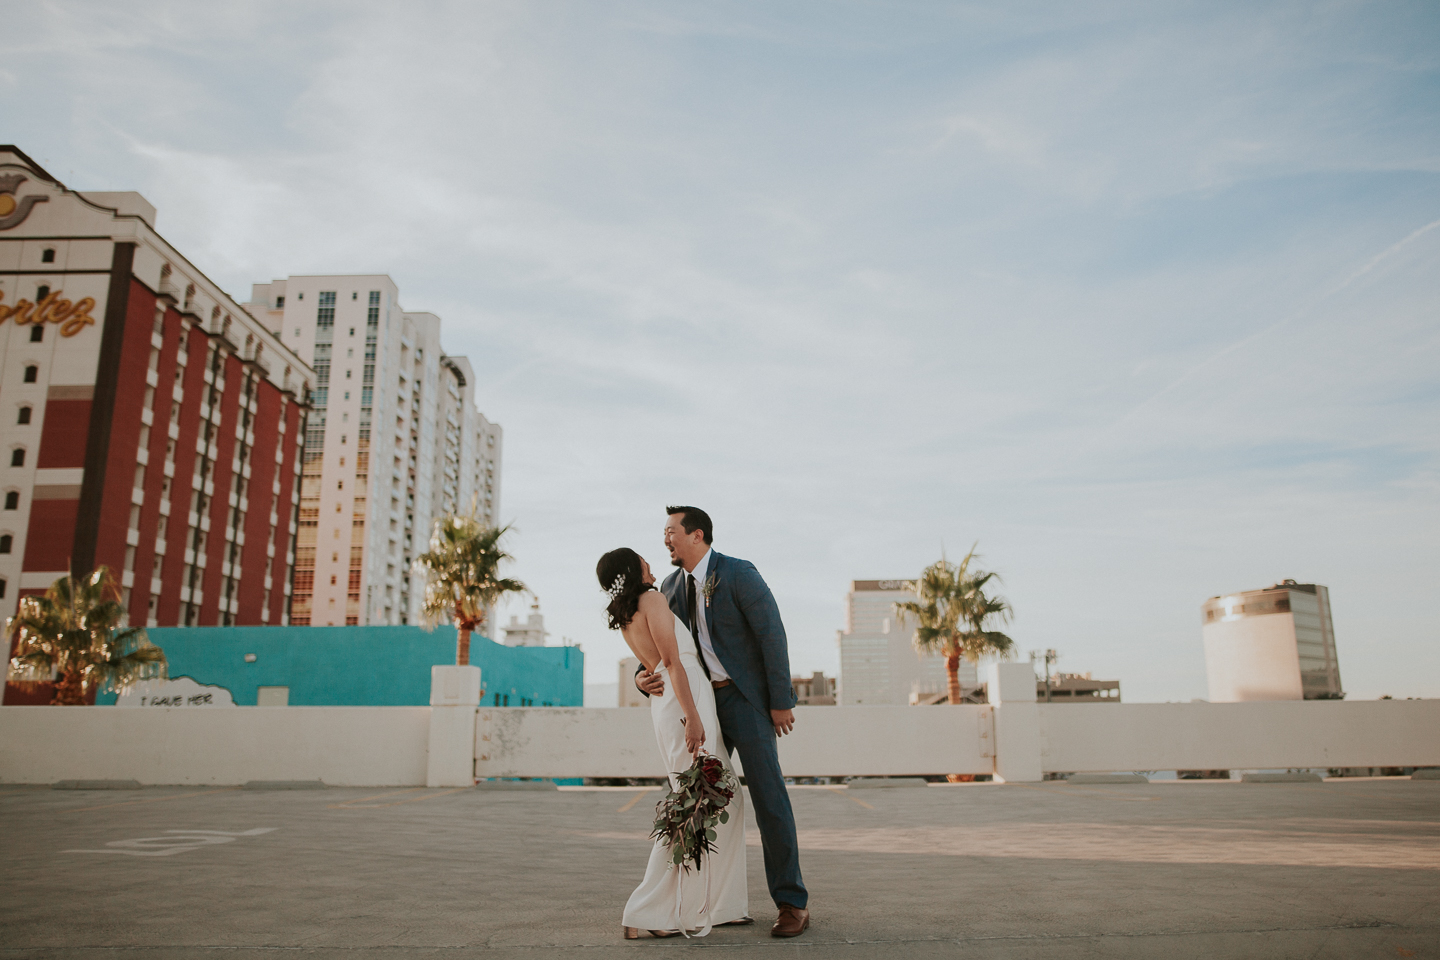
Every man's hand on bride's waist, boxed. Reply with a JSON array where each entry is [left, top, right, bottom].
[[636, 666, 666, 698]]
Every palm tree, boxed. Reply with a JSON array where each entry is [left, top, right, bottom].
[[6, 567, 167, 705], [413, 508, 528, 666], [893, 545, 1015, 705]]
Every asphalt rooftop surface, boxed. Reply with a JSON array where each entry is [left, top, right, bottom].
[[1, 778, 1437, 959]]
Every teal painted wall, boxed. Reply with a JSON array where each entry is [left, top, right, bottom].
[[94, 625, 583, 707]]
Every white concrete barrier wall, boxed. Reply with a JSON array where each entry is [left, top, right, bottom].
[[2, 700, 1437, 786], [781, 705, 993, 777], [477, 707, 657, 778], [1040, 700, 1440, 772], [0, 707, 430, 786], [474, 705, 995, 779]]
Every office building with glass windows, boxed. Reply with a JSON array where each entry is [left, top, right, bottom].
[[1201, 580, 1343, 701], [244, 277, 501, 626]]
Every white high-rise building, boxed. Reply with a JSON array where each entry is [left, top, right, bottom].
[[245, 277, 502, 626], [433, 354, 502, 523], [836, 579, 975, 705], [1202, 580, 1342, 701]]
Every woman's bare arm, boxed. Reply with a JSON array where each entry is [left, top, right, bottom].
[[639, 592, 705, 756]]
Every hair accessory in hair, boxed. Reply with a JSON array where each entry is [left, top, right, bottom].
[[606, 573, 627, 599]]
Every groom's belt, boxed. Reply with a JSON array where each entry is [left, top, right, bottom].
[[711, 679, 733, 689]]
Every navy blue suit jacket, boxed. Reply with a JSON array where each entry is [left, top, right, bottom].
[[661, 550, 797, 717]]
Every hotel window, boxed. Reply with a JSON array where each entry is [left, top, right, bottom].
[[3, 492, 16, 510], [36, 285, 50, 301], [16, 406, 30, 425], [0, 579, 6, 598], [0, 535, 11, 553], [30, 326, 43, 342], [317, 291, 336, 329], [276, 296, 285, 308], [41, 249, 55, 263], [23, 365, 37, 383], [9, 449, 23, 467]]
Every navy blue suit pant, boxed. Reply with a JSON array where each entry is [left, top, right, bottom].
[[714, 683, 808, 909]]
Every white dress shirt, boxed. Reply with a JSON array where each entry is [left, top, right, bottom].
[[685, 549, 730, 682]]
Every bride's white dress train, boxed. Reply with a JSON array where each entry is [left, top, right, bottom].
[[622, 613, 748, 936]]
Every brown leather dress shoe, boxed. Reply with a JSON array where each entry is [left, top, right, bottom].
[[771, 904, 810, 938]]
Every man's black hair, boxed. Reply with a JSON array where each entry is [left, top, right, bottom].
[[666, 505, 713, 545]]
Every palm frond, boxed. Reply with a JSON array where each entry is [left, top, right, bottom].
[[413, 509, 528, 632], [891, 543, 1014, 665], [6, 567, 167, 701]]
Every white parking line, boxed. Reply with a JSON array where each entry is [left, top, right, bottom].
[[63, 827, 278, 857]]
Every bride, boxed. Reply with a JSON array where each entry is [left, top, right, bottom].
[[597, 548, 749, 939]]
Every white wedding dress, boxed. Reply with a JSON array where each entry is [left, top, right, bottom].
[[622, 613, 748, 936]]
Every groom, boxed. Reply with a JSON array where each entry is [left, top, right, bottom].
[[635, 505, 810, 939]]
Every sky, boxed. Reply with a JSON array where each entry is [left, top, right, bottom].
[[6, 0, 1438, 702]]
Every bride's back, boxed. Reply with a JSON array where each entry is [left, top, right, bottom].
[[621, 592, 670, 672]]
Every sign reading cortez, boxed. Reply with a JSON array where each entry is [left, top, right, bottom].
[[0, 170, 94, 337], [0, 173, 47, 230], [0, 290, 97, 337]]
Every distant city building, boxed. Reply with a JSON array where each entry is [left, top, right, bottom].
[[618, 655, 646, 707], [245, 277, 502, 627], [0, 145, 309, 678], [502, 602, 548, 647], [792, 671, 836, 705], [1202, 580, 1342, 701], [836, 579, 974, 705], [911, 687, 986, 705], [1038, 673, 1120, 703]]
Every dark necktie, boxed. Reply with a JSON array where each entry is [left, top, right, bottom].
[[685, 573, 713, 680]]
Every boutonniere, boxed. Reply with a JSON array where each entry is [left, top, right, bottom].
[[701, 573, 718, 608]]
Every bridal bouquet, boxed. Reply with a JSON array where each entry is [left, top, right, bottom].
[[651, 754, 737, 872]]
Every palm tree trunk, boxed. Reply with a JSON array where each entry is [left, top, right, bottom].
[[51, 667, 86, 706], [945, 652, 963, 705], [456, 627, 471, 666]]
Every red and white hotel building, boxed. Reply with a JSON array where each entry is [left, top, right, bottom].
[[0, 146, 311, 678]]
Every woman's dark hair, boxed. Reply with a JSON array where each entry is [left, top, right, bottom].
[[597, 547, 655, 630]]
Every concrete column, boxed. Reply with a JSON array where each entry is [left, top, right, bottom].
[[427, 665, 480, 788], [988, 661, 1042, 783]]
